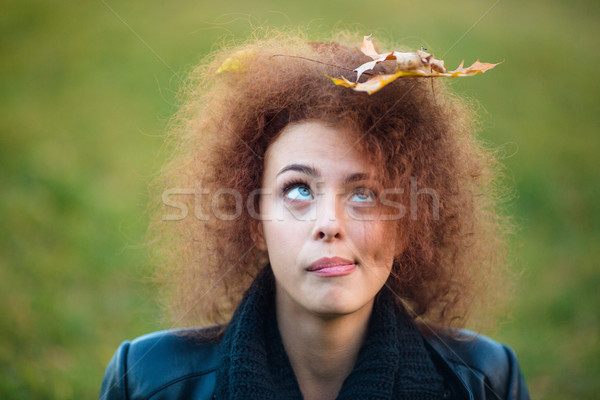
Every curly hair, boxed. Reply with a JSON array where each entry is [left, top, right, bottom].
[[149, 30, 513, 336]]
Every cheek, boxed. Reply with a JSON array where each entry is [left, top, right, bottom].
[[262, 220, 307, 260], [358, 222, 398, 263]]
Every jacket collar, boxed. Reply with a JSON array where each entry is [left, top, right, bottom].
[[423, 334, 473, 400]]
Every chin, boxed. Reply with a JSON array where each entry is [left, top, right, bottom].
[[305, 291, 369, 317]]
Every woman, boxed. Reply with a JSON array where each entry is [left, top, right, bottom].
[[100, 31, 529, 399]]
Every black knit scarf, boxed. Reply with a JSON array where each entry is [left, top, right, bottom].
[[214, 266, 445, 399]]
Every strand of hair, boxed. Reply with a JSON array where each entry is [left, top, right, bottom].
[[271, 54, 374, 76]]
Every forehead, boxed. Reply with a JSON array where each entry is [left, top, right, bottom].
[[263, 120, 371, 175]]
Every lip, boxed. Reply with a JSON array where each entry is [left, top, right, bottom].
[[307, 256, 356, 277]]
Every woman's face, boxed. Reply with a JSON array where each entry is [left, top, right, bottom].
[[256, 120, 398, 318]]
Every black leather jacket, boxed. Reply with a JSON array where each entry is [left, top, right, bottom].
[[100, 328, 529, 400]]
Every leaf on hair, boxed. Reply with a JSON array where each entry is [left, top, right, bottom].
[[217, 49, 257, 74], [330, 36, 499, 94]]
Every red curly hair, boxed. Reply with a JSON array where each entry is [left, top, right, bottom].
[[149, 30, 512, 336]]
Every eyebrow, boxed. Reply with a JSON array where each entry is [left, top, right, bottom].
[[342, 173, 371, 185], [277, 163, 320, 178], [276, 163, 372, 185]]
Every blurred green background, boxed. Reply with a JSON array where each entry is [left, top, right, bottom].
[[1, 0, 598, 398]]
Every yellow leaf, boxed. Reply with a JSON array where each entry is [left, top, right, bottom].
[[217, 49, 256, 74], [326, 75, 356, 88], [351, 70, 422, 94], [217, 57, 241, 74]]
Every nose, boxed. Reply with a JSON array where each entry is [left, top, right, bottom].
[[312, 191, 345, 241]]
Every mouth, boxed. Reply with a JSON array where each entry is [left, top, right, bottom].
[[307, 256, 356, 277]]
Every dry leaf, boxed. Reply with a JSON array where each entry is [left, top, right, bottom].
[[330, 36, 499, 94]]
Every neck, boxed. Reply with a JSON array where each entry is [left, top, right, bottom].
[[275, 286, 374, 400]]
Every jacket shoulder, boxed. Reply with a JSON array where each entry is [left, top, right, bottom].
[[425, 330, 530, 400], [99, 327, 221, 400]]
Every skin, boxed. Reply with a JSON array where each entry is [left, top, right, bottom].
[[254, 120, 399, 400]]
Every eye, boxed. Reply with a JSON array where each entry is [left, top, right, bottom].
[[284, 183, 313, 201], [349, 188, 376, 203]]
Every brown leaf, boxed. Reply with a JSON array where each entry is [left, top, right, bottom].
[[355, 52, 397, 80], [331, 36, 499, 94], [360, 35, 380, 59], [448, 60, 497, 76]]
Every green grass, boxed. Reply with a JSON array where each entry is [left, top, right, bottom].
[[1, 0, 599, 398]]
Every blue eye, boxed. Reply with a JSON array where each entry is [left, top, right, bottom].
[[350, 189, 376, 203], [285, 185, 313, 201]]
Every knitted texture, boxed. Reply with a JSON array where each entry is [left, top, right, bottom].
[[214, 266, 445, 399]]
